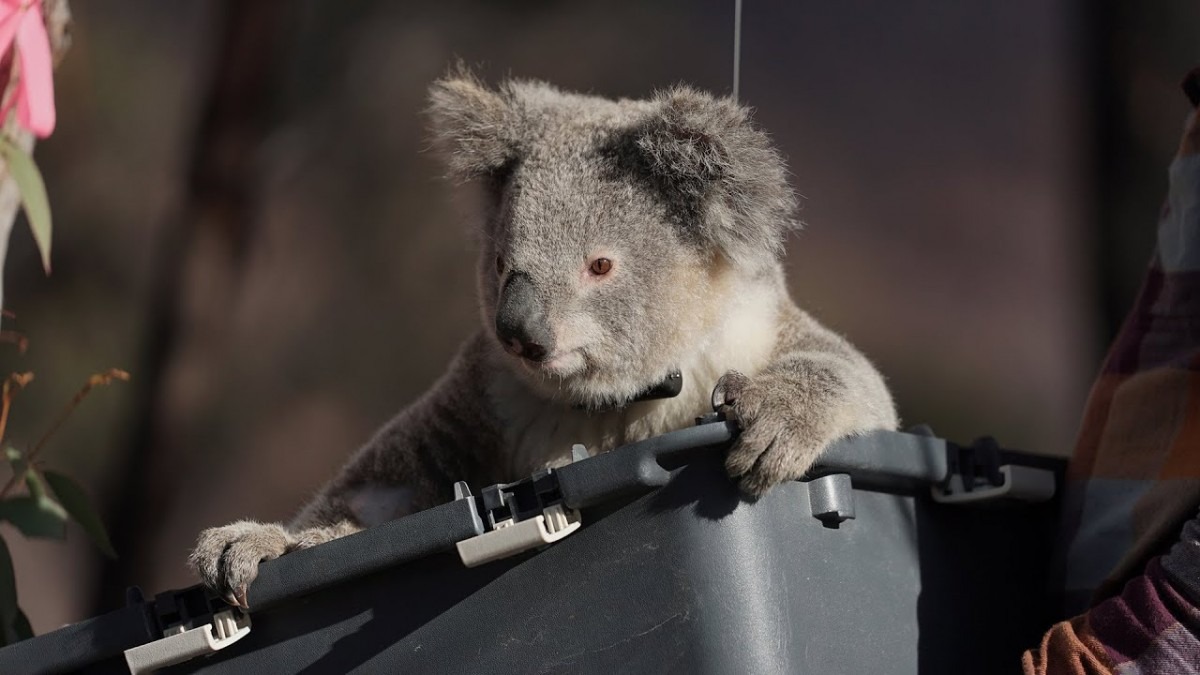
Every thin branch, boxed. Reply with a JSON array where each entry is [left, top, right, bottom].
[[0, 371, 32, 448], [0, 371, 34, 497], [0, 369, 128, 499], [29, 369, 129, 460]]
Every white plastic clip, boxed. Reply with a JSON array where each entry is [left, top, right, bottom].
[[124, 609, 251, 674], [456, 503, 581, 568], [931, 464, 1056, 504]]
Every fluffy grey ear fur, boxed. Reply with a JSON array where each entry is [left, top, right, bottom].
[[427, 67, 520, 180], [633, 86, 799, 264]]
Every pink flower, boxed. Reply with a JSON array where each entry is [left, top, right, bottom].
[[0, 0, 54, 138]]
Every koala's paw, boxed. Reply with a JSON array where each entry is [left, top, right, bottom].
[[189, 520, 295, 609], [713, 371, 834, 499]]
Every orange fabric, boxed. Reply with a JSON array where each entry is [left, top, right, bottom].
[[1022, 615, 1114, 675]]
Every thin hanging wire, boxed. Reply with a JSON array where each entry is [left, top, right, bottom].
[[733, 0, 743, 100]]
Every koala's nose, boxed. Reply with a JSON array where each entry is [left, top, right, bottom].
[[496, 272, 554, 362]]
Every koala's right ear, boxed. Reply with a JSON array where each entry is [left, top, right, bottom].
[[426, 68, 521, 180]]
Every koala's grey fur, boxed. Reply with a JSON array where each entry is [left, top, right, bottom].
[[190, 67, 898, 608]]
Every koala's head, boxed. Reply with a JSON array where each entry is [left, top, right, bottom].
[[427, 68, 797, 408]]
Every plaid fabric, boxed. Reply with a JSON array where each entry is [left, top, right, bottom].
[[1024, 553, 1200, 674], [1059, 153, 1200, 609], [1022, 152, 1200, 672]]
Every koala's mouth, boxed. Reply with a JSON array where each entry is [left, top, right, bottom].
[[522, 349, 587, 377]]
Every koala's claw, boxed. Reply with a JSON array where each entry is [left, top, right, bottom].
[[232, 586, 248, 611], [712, 371, 750, 422], [189, 520, 294, 609], [716, 371, 825, 500], [221, 586, 248, 611]]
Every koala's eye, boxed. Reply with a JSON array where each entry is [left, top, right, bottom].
[[589, 258, 613, 276]]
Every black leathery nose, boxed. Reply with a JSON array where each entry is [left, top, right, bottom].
[[495, 272, 553, 362]]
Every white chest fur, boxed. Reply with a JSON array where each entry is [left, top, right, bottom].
[[496, 279, 782, 475]]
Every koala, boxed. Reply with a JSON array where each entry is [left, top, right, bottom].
[[190, 68, 898, 609]]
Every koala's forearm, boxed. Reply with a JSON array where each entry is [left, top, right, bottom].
[[763, 304, 898, 435], [290, 335, 503, 531], [190, 337, 503, 607], [716, 302, 897, 497]]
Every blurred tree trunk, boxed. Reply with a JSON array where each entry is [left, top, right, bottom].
[[1082, 0, 1126, 346], [93, 0, 291, 612]]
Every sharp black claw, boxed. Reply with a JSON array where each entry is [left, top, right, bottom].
[[711, 383, 726, 412]]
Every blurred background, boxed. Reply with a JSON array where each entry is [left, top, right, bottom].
[[0, 0, 1196, 633]]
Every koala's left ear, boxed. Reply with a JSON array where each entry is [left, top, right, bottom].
[[427, 67, 521, 180], [633, 86, 798, 263]]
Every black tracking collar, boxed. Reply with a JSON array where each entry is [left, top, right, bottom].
[[631, 370, 684, 403], [575, 370, 683, 412]]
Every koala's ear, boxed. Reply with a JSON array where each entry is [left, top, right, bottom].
[[634, 86, 798, 263], [427, 68, 520, 180]]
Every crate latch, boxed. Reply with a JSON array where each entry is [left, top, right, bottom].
[[456, 503, 581, 567], [931, 464, 1056, 504], [124, 609, 251, 674]]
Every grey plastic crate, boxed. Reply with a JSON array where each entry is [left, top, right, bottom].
[[0, 417, 1064, 674]]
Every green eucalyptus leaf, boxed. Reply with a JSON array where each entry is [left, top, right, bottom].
[[23, 470, 45, 501], [0, 138, 52, 274], [44, 471, 116, 559], [0, 494, 67, 539], [4, 447, 24, 477]]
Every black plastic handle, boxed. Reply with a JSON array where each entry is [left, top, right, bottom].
[[246, 495, 483, 611], [554, 418, 967, 507], [0, 603, 154, 675], [249, 424, 1037, 607], [556, 419, 739, 509], [811, 431, 950, 493]]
